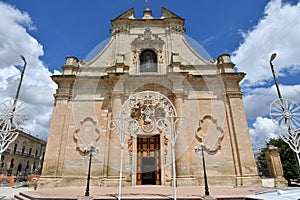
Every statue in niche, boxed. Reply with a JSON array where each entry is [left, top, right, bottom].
[[195, 115, 224, 153], [73, 117, 101, 153]]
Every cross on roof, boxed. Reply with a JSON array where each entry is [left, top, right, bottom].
[[145, 0, 149, 9]]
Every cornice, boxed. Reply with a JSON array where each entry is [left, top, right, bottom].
[[221, 72, 246, 83], [51, 74, 76, 84]]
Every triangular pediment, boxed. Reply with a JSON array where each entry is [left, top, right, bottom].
[[112, 8, 134, 21], [162, 7, 183, 19], [161, 7, 185, 27]]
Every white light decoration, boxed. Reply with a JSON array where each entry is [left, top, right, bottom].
[[0, 55, 28, 169], [269, 53, 300, 171], [270, 98, 300, 166], [0, 99, 28, 164], [108, 91, 187, 200]]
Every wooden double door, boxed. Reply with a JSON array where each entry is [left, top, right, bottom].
[[136, 135, 161, 185]]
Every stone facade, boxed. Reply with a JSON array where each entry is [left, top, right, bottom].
[[40, 7, 261, 188], [1, 130, 46, 175]]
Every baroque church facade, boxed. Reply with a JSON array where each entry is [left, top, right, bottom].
[[40, 7, 261, 188]]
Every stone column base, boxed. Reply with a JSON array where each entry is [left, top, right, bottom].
[[274, 176, 288, 188], [38, 176, 107, 188], [176, 177, 197, 186], [235, 175, 262, 187]]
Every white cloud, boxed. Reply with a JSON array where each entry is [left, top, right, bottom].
[[249, 117, 280, 150], [0, 2, 56, 141], [242, 82, 300, 152], [244, 84, 300, 119], [240, 84, 300, 151], [232, 0, 300, 86], [53, 70, 62, 75], [232, 0, 300, 150]]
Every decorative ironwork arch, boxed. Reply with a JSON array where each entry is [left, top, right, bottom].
[[108, 90, 186, 200], [119, 91, 177, 133]]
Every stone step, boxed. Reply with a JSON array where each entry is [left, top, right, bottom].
[[14, 193, 31, 200], [14, 193, 206, 200]]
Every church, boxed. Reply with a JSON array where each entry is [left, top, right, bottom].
[[39, 7, 261, 188]]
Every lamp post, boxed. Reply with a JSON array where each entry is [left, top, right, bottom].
[[13, 55, 27, 109], [269, 53, 283, 100], [195, 144, 210, 196], [269, 53, 300, 173], [84, 144, 99, 197]]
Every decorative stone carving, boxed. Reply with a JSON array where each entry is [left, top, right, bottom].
[[196, 115, 224, 152], [169, 26, 186, 34], [164, 134, 169, 164], [79, 60, 86, 67], [110, 26, 130, 36], [131, 28, 165, 51], [158, 49, 163, 64], [144, 28, 152, 39], [128, 135, 133, 172], [132, 51, 138, 65], [73, 117, 101, 153]]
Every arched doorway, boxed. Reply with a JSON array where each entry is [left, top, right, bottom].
[[117, 91, 178, 186], [109, 90, 187, 199]]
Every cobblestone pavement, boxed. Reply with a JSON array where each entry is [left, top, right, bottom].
[[0, 187, 33, 200]]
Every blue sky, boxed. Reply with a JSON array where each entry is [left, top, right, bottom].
[[2, 0, 271, 71], [0, 0, 300, 150]]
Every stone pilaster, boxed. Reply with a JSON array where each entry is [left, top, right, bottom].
[[107, 92, 124, 178], [222, 72, 261, 186], [263, 145, 288, 188]]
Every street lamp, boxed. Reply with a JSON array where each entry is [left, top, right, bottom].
[[269, 53, 283, 100], [83, 144, 99, 197], [13, 55, 27, 108], [195, 144, 210, 196], [269, 53, 300, 173]]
